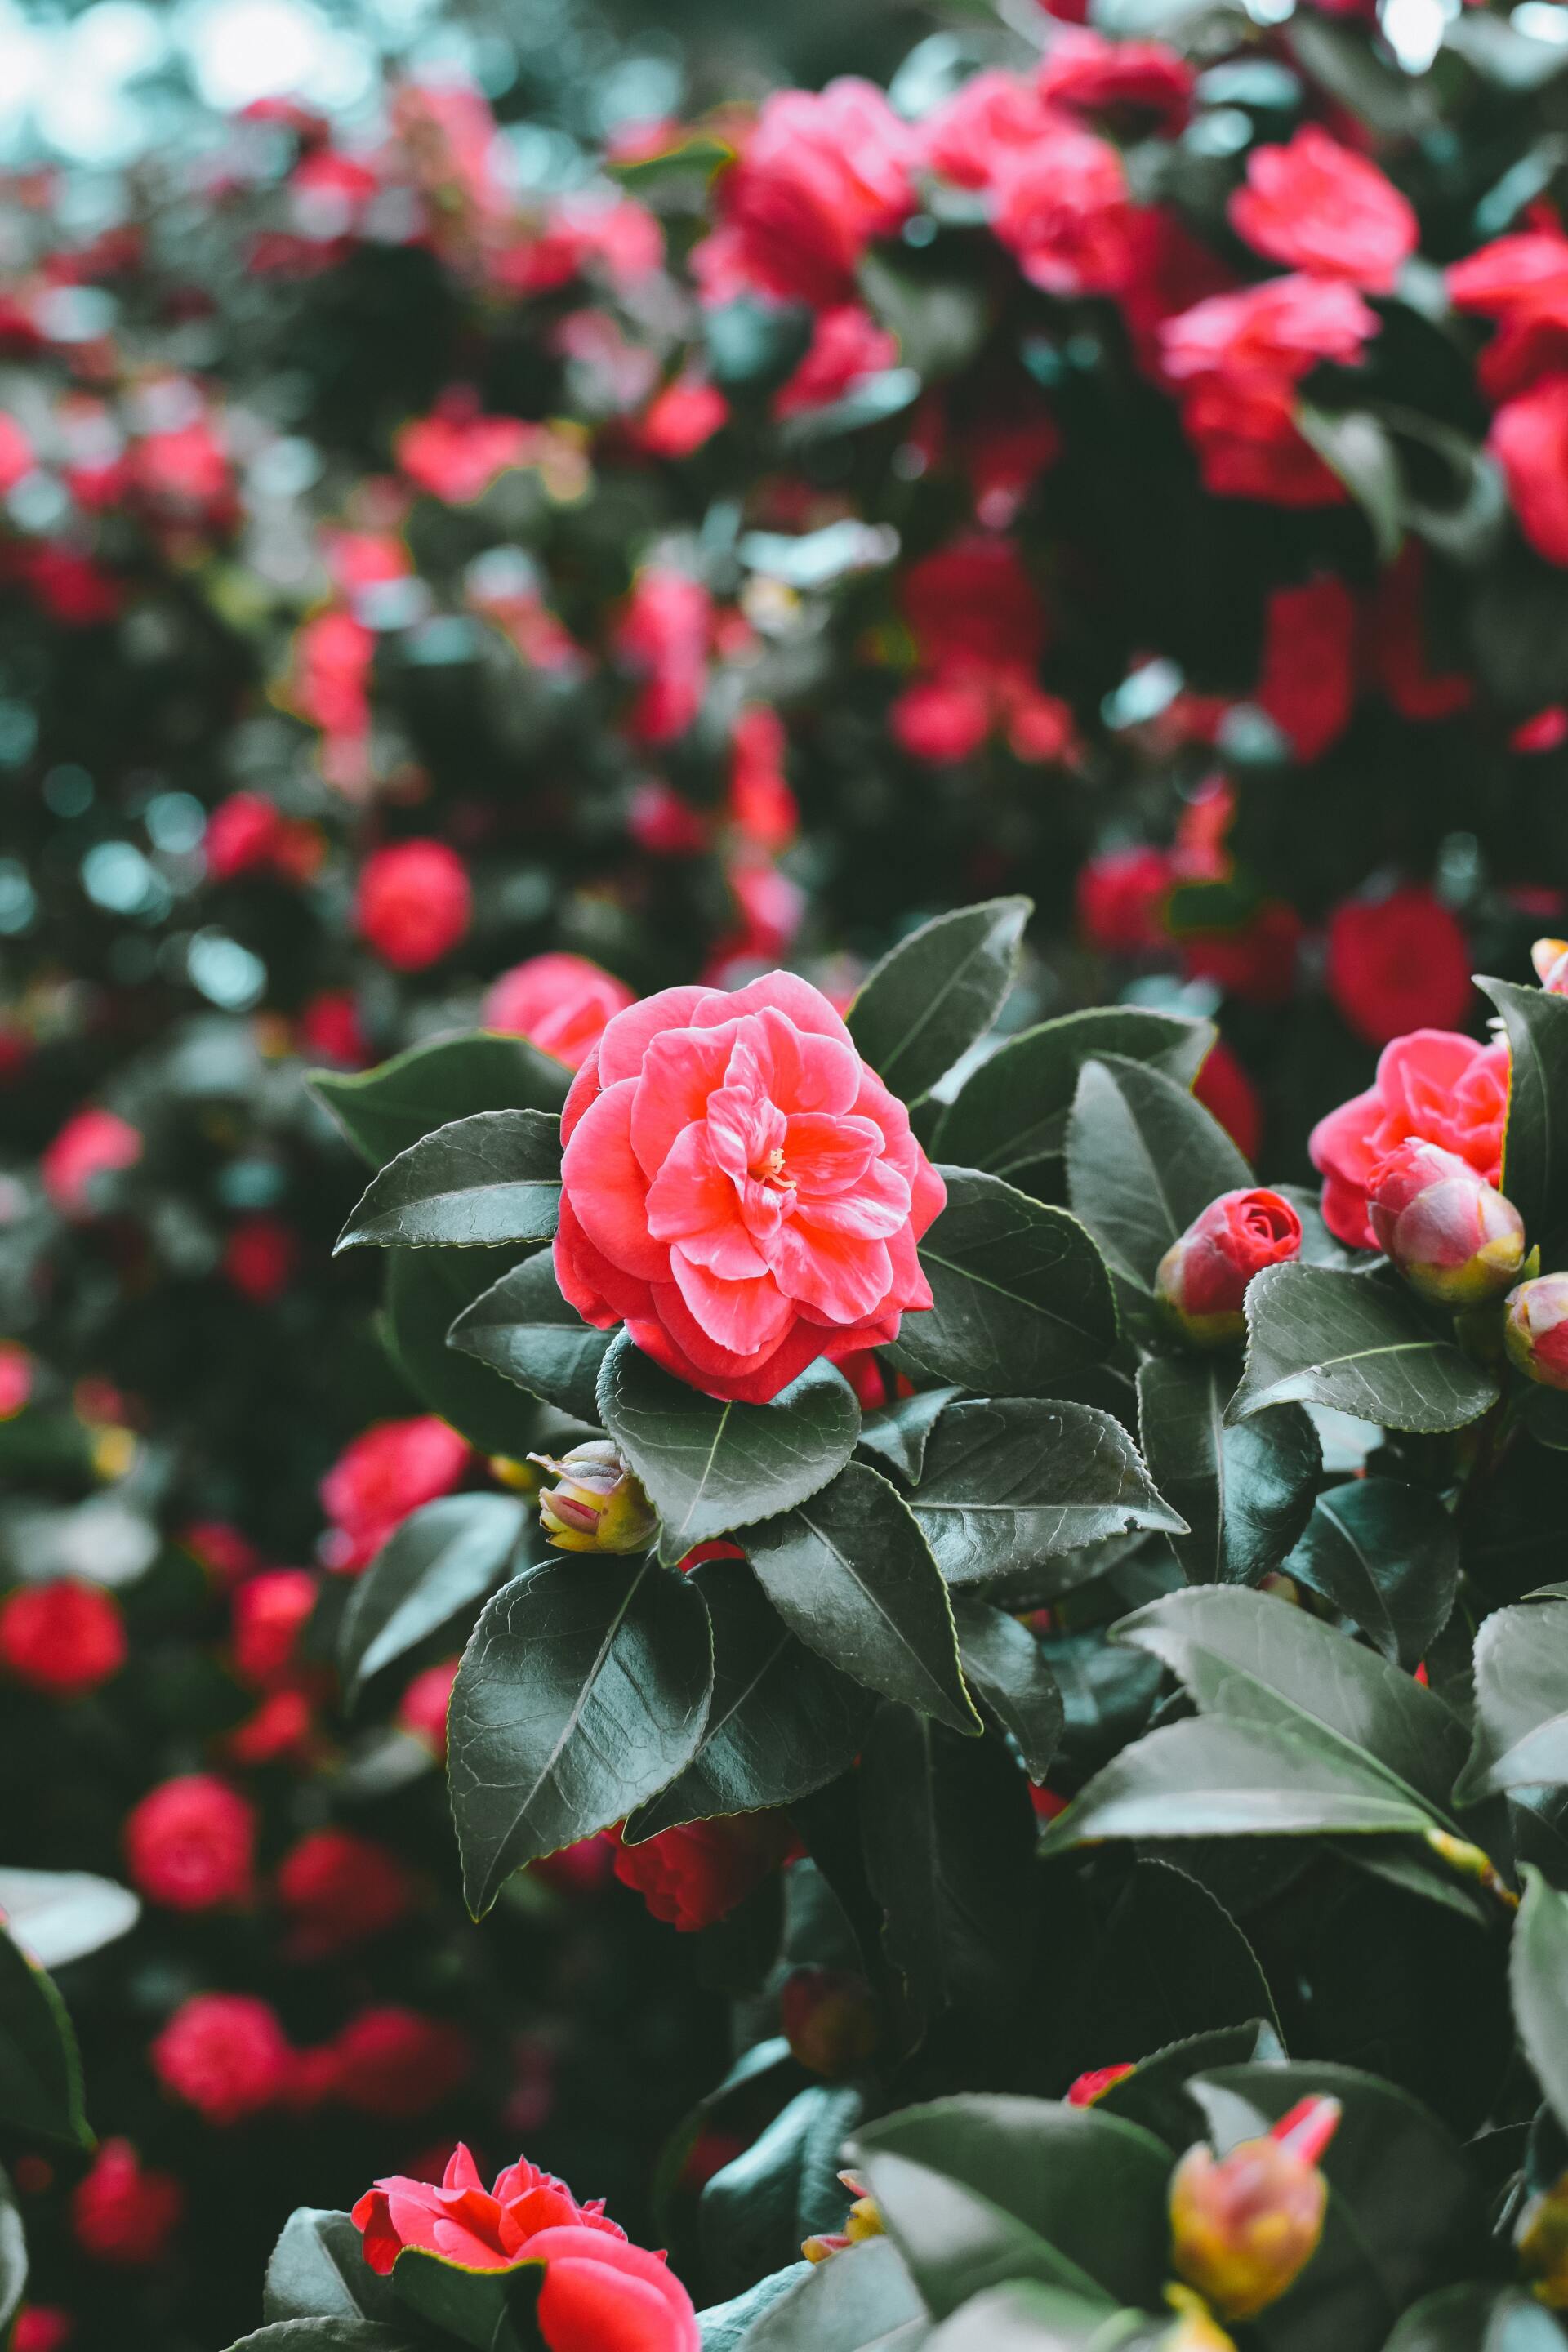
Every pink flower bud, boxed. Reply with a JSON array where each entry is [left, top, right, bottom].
[[1365, 1138, 1526, 1306], [1505, 1274, 1568, 1391], [529, 1441, 657, 1554], [1169, 2095, 1340, 2322], [1155, 1189, 1303, 1348], [1533, 938, 1568, 996]]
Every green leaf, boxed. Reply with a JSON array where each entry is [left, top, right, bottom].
[[597, 1336, 860, 1567], [1297, 404, 1404, 564], [1229, 1264, 1498, 1434], [897, 1172, 1117, 1400], [448, 1553, 714, 1915], [697, 2264, 814, 2351], [313, 1031, 568, 1167], [932, 1009, 1213, 1197], [908, 1401, 1186, 1589], [951, 1600, 1062, 1780], [737, 2237, 930, 2352], [1282, 1481, 1459, 1670], [928, 2283, 1155, 2352], [1458, 1596, 1568, 1798], [1039, 1717, 1441, 1853], [626, 1555, 875, 1836], [390, 2246, 541, 2350], [338, 1492, 528, 1704], [225, 2328, 419, 2352], [1386, 2286, 1566, 2352], [0, 2168, 24, 2337], [1514, 1864, 1568, 2133], [848, 898, 1031, 1104], [1187, 2063, 1481, 2352], [1065, 1055, 1250, 1290], [0, 1921, 89, 2149], [1073, 1859, 1281, 2056], [1092, 2024, 1283, 2150], [336, 1110, 562, 1251], [702, 2083, 864, 2302], [745, 1463, 978, 1733], [265, 2209, 396, 2324], [448, 1250, 610, 1424], [1137, 1357, 1319, 1588], [1477, 978, 1568, 1247], [1116, 1583, 1468, 1817], [860, 1709, 1039, 2027], [858, 1387, 960, 1483], [0, 1869, 139, 1970], [383, 1248, 539, 1457], [848, 2097, 1173, 2320]]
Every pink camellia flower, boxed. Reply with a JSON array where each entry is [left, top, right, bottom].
[[352, 2143, 700, 2352], [71, 2140, 185, 2266], [1365, 1138, 1526, 1306], [1229, 127, 1416, 292], [715, 80, 915, 310], [1325, 886, 1473, 1047], [1154, 1188, 1303, 1347], [318, 1415, 471, 1570], [1308, 1029, 1510, 1250], [1490, 375, 1568, 568], [355, 840, 472, 972], [123, 1774, 257, 1911], [1159, 274, 1379, 387], [553, 972, 946, 1404], [151, 1993, 292, 2124], [483, 953, 635, 1071], [991, 127, 1138, 296], [1505, 1274, 1568, 1391], [40, 1107, 142, 1216]]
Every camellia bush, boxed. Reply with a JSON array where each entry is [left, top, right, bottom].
[[218, 898, 1568, 2352]]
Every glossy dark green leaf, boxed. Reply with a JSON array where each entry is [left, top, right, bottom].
[[1512, 1867, 1568, 2131], [312, 1031, 568, 1167], [1477, 978, 1568, 1246], [1116, 1583, 1468, 1816], [909, 1400, 1186, 1589], [737, 2237, 930, 2352], [1065, 1055, 1250, 1290], [951, 1600, 1062, 1780], [1298, 404, 1403, 562], [701, 2083, 863, 2302], [1187, 2063, 1481, 2352], [336, 1110, 562, 1250], [848, 2096, 1172, 2320], [1039, 1717, 1441, 1853], [746, 1463, 978, 1732], [338, 1492, 527, 1703], [897, 1172, 1117, 1400], [928, 2283, 1150, 2352], [0, 2169, 23, 2337], [0, 1921, 88, 2149], [1092, 2023, 1282, 2150], [1283, 1480, 1459, 1670], [848, 897, 1030, 1103], [1137, 1357, 1319, 1588], [264, 2209, 397, 2324], [932, 1009, 1213, 1194], [382, 1247, 537, 1457], [597, 1336, 860, 1566], [1073, 1859, 1281, 2059], [697, 2263, 816, 2352], [858, 1387, 960, 1482], [860, 1708, 1039, 2027], [1385, 2285, 1565, 2352], [448, 1554, 713, 1915], [448, 1249, 610, 1424], [1458, 1597, 1568, 1798], [390, 2246, 541, 2350], [1230, 1264, 1497, 1434], [226, 2328, 419, 2352], [626, 1556, 874, 1836]]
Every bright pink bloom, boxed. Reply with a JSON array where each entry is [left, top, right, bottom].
[[277, 1829, 413, 1957], [1036, 29, 1193, 129], [1325, 885, 1473, 1047], [920, 70, 1053, 191], [483, 953, 635, 1071], [40, 1108, 142, 1216], [1160, 274, 1379, 385], [612, 1815, 798, 1931], [1229, 127, 1417, 292], [1308, 1028, 1508, 1249], [0, 1580, 126, 1695], [319, 1416, 470, 1569], [1490, 375, 1568, 567], [715, 80, 915, 308], [123, 1775, 256, 1911], [72, 2140, 184, 2265], [326, 2005, 472, 2117], [231, 1567, 316, 1685], [1257, 577, 1356, 762], [354, 841, 472, 971], [151, 1994, 291, 2123], [991, 129, 1138, 296]]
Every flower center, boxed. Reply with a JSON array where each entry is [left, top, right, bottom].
[[754, 1145, 790, 1187]]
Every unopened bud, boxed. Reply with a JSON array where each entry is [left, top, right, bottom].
[[779, 1967, 880, 2079], [802, 2172, 882, 2263], [529, 1441, 657, 1554], [1155, 1189, 1303, 1349], [1161, 2287, 1238, 2352], [1505, 1274, 1568, 1392], [1533, 939, 1568, 996], [1169, 2095, 1340, 2322], [1066, 2063, 1134, 2106], [1365, 1140, 1525, 1307], [1517, 2167, 1568, 2305]]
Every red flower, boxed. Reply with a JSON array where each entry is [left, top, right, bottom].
[[554, 973, 946, 1404], [351, 2143, 700, 2351], [354, 840, 472, 972], [716, 80, 915, 308], [1490, 374, 1568, 567], [298, 988, 368, 1067], [327, 2005, 473, 2118], [991, 128, 1138, 296], [1179, 375, 1346, 506], [203, 792, 286, 880], [612, 1815, 797, 1931], [920, 69, 1053, 192], [1194, 1040, 1263, 1165], [901, 539, 1049, 673], [319, 1416, 470, 1570], [231, 1567, 316, 1685], [1076, 845, 1173, 952], [635, 375, 728, 457], [773, 305, 899, 419], [397, 1658, 460, 1757], [1160, 274, 1379, 386], [124, 1775, 256, 1911], [1256, 577, 1356, 762], [1308, 1027, 1508, 1249], [1036, 29, 1193, 131], [151, 1993, 292, 2124], [616, 568, 712, 746], [13, 2310, 72, 2352], [482, 954, 635, 1071], [71, 2140, 185, 2266], [1325, 885, 1473, 1048], [0, 1581, 126, 1695], [396, 398, 536, 503], [1229, 127, 1417, 291], [1155, 1188, 1303, 1345], [222, 1214, 300, 1303], [1067, 2064, 1134, 2106], [0, 412, 33, 491], [276, 1829, 413, 1958], [891, 674, 993, 764], [40, 1108, 142, 1217]]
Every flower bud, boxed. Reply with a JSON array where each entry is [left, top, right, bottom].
[[1517, 2166, 1568, 2305], [1506, 1274, 1568, 1392], [802, 2173, 882, 2264], [1365, 1140, 1526, 1307], [1160, 2287, 1238, 2352], [1533, 938, 1568, 996], [1169, 2095, 1340, 2322], [1155, 1189, 1303, 1348], [528, 1442, 657, 1554], [779, 1967, 880, 2080]]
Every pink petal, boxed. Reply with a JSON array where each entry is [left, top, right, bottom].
[[646, 1125, 745, 1246], [795, 1159, 911, 1241], [772, 1218, 893, 1321], [630, 1293, 814, 1404], [443, 2146, 486, 2194], [531, 2230, 698, 2352], [559, 1048, 603, 1146], [782, 1111, 882, 1196], [746, 1003, 859, 1114], [599, 987, 725, 1087], [560, 1080, 668, 1283], [669, 1251, 794, 1356], [629, 1025, 737, 1180], [555, 1196, 660, 1328]]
